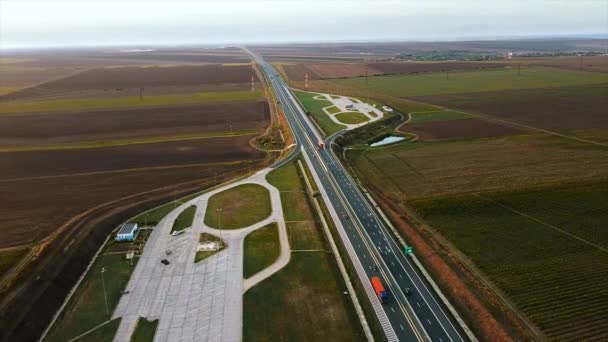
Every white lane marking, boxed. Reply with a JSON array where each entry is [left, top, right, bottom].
[[427, 319, 432, 326], [400, 324, 405, 331], [391, 307, 395, 312]]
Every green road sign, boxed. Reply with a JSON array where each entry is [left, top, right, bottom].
[[405, 246, 413, 255]]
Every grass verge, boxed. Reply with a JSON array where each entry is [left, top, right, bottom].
[[0, 247, 30, 278], [172, 205, 196, 232], [335, 111, 369, 124], [243, 223, 280, 278], [130, 317, 158, 342], [243, 158, 366, 341], [204, 184, 271, 229], [292, 90, 345, 135]]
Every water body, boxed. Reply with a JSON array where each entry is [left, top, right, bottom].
[[369, 135, 406, 147]]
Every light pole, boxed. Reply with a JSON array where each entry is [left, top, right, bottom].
[[101, 267, 109, 317], [217, 208, 223, 247]]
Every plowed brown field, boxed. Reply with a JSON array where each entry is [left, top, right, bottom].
[[0, 100, 269, 147]]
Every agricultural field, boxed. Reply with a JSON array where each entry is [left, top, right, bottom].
[[244, 158, 365, 341], [0, 50, 276, 342], [413, 83, 608, 140], [402, 118, 524, 141], [339, 54, 608, 340], [410, 180, 608, 340], [280, 61, 506, 81]]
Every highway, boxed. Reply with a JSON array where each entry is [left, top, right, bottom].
[[247, 49, 468, 342]]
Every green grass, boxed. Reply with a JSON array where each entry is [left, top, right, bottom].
[[292, 90, 345, 135], [408, 110, 473, 123], [0, 247, 29, 278], [335, 111, 369, 124], [333, 67, 608, 97], [243, 253, 365, 342], [245, 157, 366, 341], [0, 90, 264, 114], [194, 233, 225, 263], [204, 184, 271, 229], [130, 317, 158, 342], [46, 252, 136, 342], [77, 318, 121, 342], [172, 205, 196, 232], [0, 87, 18, 96], [325, 105, 341, 114], [243, 223, 280, 278], [0, 130, 257, 153], [409, 179, 608, 339], [132, 201, 179, 227]]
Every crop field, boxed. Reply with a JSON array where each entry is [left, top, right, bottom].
[[349, 134, 608, 200], [408, 110, 473, 123], [409, 180, 608, 340], [0, 101, 268, 148], [401, 118, 524, 140], [412, 83, 608, 136], [281, 61, 505, 82], [332, 67, 608, 97], [503, 55, 608, 73]]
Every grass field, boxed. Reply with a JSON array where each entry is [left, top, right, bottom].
[[325, 105, 341, 114], [244, 158, 364, 341], [408, 110, 473, 123], [333, 67, 608, 97], [243, 223, 280, 278], [130, 317, 158, 342], [292, 90, 345, 135], [0, 90, 264, 114], [77, 318, 121, 342], [335, 111, 369, 124], [45, 252, 136, 342], [194, 233, 225, 263], [409, 180, 608, 340], [172, 205, 196, 232], [204, 184, 271, 229]]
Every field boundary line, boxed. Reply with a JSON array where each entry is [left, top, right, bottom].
[[0, 160, 249, 182], [0, 130, 257, 153], [66, 319, 114, 342], [476, 194, 608, 254]]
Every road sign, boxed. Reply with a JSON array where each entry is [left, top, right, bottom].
[[404, 246, 413, 255]]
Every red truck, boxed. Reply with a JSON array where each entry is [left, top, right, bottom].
[[318, 141, 325, 149], [371, 276, 388, 303]]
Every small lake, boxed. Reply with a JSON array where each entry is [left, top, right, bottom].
[[369, 135, 406, 147]]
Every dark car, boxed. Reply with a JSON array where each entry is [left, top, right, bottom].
[[404, 288, 413, 296], [161, 259, 170, 265], [373, 265, 379, 272]]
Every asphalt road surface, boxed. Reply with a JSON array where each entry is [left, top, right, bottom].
[[247, 48, 468, 342]]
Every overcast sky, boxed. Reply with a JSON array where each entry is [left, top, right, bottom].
[[1, 0, 606, 49]]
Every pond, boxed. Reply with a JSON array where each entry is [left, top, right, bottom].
[[369, 135, 406, 147]]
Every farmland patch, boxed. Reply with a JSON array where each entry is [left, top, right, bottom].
[[412, 83, 608, 135], [333, 67, 608, 97], [409, 180, 608, 340], [402, 118, 524, 140]]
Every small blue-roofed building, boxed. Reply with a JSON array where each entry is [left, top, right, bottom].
[[116, 223, 139, 241]]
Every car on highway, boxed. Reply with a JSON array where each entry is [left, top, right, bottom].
[[161, 259, 170, 265], [404, 288, 413, 296]]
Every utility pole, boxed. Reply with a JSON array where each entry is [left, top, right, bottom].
[[101, 267, 109, 317], [518, 63, 521, 76], [305, 72, 309, 89], [251, 74, 255, 93], [139, 87, 143, 101]]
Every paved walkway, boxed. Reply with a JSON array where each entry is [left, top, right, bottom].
[[112, 168, 289, 342]]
